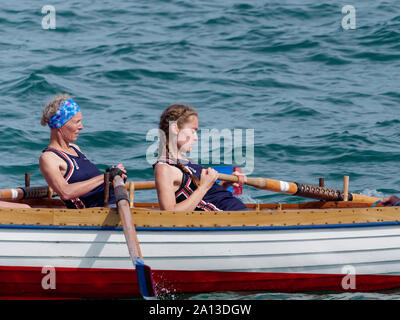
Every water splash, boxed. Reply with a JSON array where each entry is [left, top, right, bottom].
[[237, 191, 259, 204], [360, 189, 384, 198]]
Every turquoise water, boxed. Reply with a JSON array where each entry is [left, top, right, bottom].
[[1, 0, 400, 299]]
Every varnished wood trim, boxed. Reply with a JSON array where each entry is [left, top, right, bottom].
[[0, 206, 398, 228]]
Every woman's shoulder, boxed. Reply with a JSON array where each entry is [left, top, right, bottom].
[[154, 161, 181, 178], [39, 149, 57, 161], [154, 161, 174, 171], [39, 149, 66, 171]]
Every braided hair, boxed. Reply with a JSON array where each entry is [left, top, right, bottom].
[[158, 104, 201, 188]]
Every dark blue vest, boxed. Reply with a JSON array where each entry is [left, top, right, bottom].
[[43, 146, 115, 208], [154, 158, 248, 211]]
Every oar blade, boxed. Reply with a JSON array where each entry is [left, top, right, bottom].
[[135, 257, 156, 298]]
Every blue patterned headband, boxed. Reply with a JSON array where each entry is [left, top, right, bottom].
[[48, 99, 80, 129]]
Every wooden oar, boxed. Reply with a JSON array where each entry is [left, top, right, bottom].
[[127, 181, 155, 190], [0, 186, 50, 200], [112, 175, 156, 299], [218, 173, 380, 204], [0, 181, 156, 201]]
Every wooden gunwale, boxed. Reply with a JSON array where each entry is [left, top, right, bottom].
[[0, 201, 398, 228]]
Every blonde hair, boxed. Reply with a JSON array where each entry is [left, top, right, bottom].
[[41, 94, 71, 126]]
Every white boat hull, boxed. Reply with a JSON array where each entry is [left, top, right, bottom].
[[2, 222, 400, 298]]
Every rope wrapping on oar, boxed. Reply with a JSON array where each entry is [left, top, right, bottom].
[[21, 186, 50, 199], [294, 183, 354, 202], [114, 184, 130, 206]]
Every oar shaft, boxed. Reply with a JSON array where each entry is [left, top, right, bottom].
[[125, 181, 155, 190], [351, 193, 380, 203], [1, 177, 379, 204], [218, 174, 298, 194], [0, 188, 24, 200], [113, 176, 141, 260], [0, 186, 51, 200], [218, 173, 380, 204], [0, 181, 156, 200], [113, 175, 155, 298]]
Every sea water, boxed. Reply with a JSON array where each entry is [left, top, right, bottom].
[[1, 0, 400, 300]]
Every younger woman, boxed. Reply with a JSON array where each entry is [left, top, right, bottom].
[[153, 104, 248, 211]]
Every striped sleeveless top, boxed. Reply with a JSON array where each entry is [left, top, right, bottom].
[[153, 158, 248, 211], [43, 146, 115, 209]]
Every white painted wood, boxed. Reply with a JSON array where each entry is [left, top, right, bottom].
[[3, 234, 400, 258], [4, 225, 400, 243], [2, 224, 400, 277]]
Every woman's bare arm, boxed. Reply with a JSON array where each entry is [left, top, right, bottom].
[[154, 163, 215, 211], [39, 152, 104, 201]]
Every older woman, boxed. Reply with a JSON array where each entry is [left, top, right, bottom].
[[39, 94, 126, 209]]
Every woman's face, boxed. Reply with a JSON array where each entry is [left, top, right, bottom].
[[59, 112, 83, 143], [177, 115, 198, 153]]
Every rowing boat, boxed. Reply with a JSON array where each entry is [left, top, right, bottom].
[[1, 195, 400, 299]]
